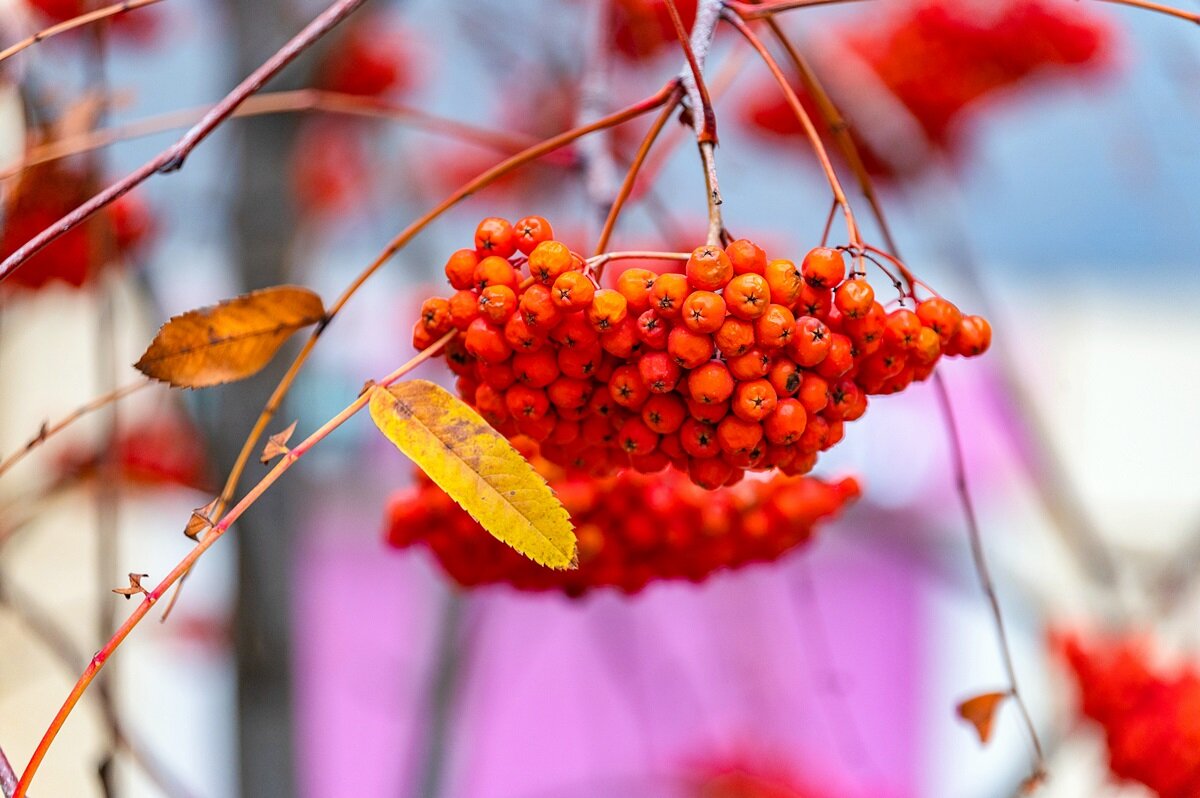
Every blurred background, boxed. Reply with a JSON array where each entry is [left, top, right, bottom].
[[1, 0, 1199, 796]]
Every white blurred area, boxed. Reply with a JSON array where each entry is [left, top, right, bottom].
[[0, 278, 238, 798]]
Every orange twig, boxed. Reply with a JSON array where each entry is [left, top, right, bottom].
[[0, 0, 165, 65]]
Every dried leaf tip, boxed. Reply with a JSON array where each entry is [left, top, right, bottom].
[[261, 420, 299, 464], [957, 690, 1010, 745], [112, 573, 150, 600]]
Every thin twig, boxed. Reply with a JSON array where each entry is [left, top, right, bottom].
[[665, 0, 725, 246], [0, 0, 165, 65], [594, 85, 684, 255], [721, 11, 862, 251], [0, 742, 15, 798], [1, 89, 565, 183], [0, 380, 150, 480], [0, 0, 370, 284], [932, 374, 1047, 780], [13, 333, 455, 797]]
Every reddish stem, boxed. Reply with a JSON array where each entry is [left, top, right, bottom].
[[0, 0, 165, 64], [12, 333, 455, 797]]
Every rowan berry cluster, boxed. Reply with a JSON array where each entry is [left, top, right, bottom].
[[412, 216, 991, 489], [386, 437, 859, 596], [1060, 633, 1200, 798]]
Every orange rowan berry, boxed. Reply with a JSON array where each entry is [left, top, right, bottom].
[[680, 418, 719, 459], [733, 378, 778, 421], [815, 333, 854, 379], [609, 364, 649, 409], [754, 303, 796, 349], [714, 316, 755, 357], [686, 397, 729, 424], [599, 315, 642, 358], [548, 313, 598, 349], [768, 356, 801, 397], [637, 351, 681, 393], [477, 360, 516, 390], [911, 325, 942, 365], [789, 315, 831, 366], [658, 432, 686, 462], [716, 415, 763, 454], [588, 389, 617, 419], [618, 417, 659, 456], [667, 326, 714, 369], [764, 258, 803, 307], [515, 411, 557, 442], [444, 248, 479, 290], [797, 414, 829, 455], [797, 372, 829, 414], [551, 270, 594, 310], [687, 361, 735, 404], [826, 378, 864, 420], [547, 376, 592, 409], [464, 317, 511, 363], [681, 290, 726, 334], [474, 255, 518, 291], [478, 284, 517, 324], [505, 384, 550, 420], [916, 297, 962, 344], [581, 414, 616, 448], [512, 349, 559, 387], [824, 417, 845, 450], [649, 272, 689, 319], [474, 217, 517, 259], [950, 314, 991, 357], [445, 339, 471, 375], [528, 240, 574, 284], [796, 283, 833, 318], [641, 393, 687, 434], [635, 309, 669, 350], [587, 288, 629, 332], [474, 383, 509, 422], [513, 215, 554, 255], [442, 286, 477, 327], [728, 347, 771, 381], [686, 245, 734, 291], [883, 308, 923, 349], [616, 268, 657, 312], [519, 283, 562, 328], [504, 313, 546, 353], [412, 321, 436, 351], [763, 398, 807, 445], [688, 456, 733, 489], [630, 451, 670, 473], [834, 278, 874, 319], [724, 273, 770, 319], [726, 238, 767, 275], [419, 297, 451, 333], [801, 246, 846, 289], [550, 417, 580, 445], [556, 343, 600, 379]]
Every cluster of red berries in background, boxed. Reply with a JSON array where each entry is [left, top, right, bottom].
[[57, 415, 210, 491], [1, 162, 153, 292], [22, 0, 159, 40], [741, 0, 1112, 179], [1059, 633, 1200, 798], [607, 0, 698, 62], [387, 436, 858, 596], [412, 216, 990, 489]]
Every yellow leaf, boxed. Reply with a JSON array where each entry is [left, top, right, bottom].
[[369, 380, 577, 569], [957, 691, 1010, 745], [135, 286, 325, 388]]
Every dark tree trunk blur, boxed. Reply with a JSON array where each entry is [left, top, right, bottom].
[[215, 1, 312, 795]]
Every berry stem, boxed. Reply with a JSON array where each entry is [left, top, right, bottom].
[[594, 84, 686, 256], [0, 0, 370, 285], [0, 0, 165, 65], [11, 332, 456, 798], [722, 10, 862, 252], [1, 89, 572, 183], [0, 379, 151, 480]]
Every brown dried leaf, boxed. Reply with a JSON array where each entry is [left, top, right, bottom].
[[112, 573, 150, 600], [184, 498, 218, 541], [957, 690, 1010, 744], [260, 420, 298, 464], [135, 286, 325, 388]]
